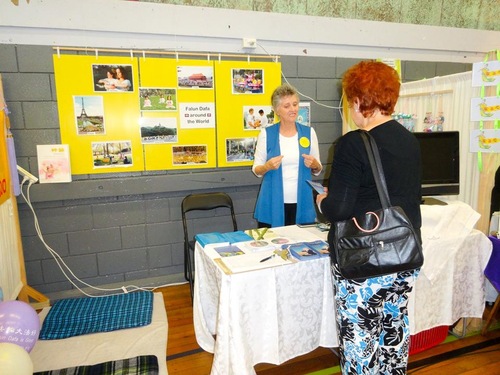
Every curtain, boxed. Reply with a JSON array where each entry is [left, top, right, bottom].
[[396, 72, 498, 233]]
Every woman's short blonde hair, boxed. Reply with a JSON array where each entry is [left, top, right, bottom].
[[271, 83, 299, 111]]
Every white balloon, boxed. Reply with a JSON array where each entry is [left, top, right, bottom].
[[0, 342, 34, 375]]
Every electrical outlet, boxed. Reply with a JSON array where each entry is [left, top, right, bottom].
[[17, 165, 38, 184], [242, 38, 257, 49]]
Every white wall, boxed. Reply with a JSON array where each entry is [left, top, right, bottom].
[[1, 0, 499, 63]]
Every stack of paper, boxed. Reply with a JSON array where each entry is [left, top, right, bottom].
[[195, 231, 252, 247]]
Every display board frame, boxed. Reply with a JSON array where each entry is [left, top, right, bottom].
[[53, 53, 281, 174]]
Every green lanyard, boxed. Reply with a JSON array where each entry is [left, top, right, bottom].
[[477, 49, 500, 171]]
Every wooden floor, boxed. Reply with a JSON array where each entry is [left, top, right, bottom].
[[160, 283, 500, 375]]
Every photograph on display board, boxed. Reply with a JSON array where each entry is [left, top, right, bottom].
[[177, 66, 214, 89], [139, 87, 177, 111], [226, 137, 256, 162], [73, 96, 105, 135], [172, 145, 208, 165], [92, 64, 134, 92], [140, 117, 178, 144], [243, 105, 273, 130], [232, 69, 264, 94], [298, 102, 311, 126], [92, 141, 133, 168]]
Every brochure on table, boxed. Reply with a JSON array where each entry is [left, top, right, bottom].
[[287, 240, 330, 261], [201, 225, 330, 274]]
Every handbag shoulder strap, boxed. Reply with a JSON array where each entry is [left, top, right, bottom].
[[359, 130, 391, 208]]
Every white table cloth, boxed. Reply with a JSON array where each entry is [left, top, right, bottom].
[[409, 230, 492, 333], [194, 202, 492, 375], [410, 201, 492, 333], [193, 226, 335, 375]]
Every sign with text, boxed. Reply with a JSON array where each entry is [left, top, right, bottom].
[[179, 103, 215, 129]]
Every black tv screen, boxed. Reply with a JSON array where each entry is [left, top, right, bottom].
[[414, 131, 460, 196]]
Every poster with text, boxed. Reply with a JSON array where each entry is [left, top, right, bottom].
[[139, 58, 216, 170], [54, 54, 278, 173]]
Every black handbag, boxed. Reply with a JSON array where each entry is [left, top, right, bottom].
[[331, 131, 424, 280]]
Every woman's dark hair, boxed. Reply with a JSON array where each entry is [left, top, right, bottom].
[[116, 66, 127, 79]]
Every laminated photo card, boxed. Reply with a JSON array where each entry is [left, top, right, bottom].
[[36, 144, 72, 183], [286, 240, 329, 261], [213, 244, 245, 257]]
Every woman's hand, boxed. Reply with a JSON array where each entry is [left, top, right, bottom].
[[316, 189, 328, 207], [302, 154, 321, 173], [254, 155, 283, 176], [265, 155, 284, 171]]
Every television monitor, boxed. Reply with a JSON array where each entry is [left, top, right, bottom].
[[414, 131, 460, 197]]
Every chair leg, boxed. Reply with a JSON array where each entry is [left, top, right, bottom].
[[482, 294, 500, 335], [184, 246, 189, 281], [190, 254, 195, 302], [186, 248, 194, 302]]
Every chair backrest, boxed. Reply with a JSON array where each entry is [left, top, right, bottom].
[[181, 192, 238, 243]]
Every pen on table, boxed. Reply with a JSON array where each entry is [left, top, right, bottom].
[[260, 254, 275, 263]]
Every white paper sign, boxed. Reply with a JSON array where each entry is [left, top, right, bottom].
[[472, 61, 500, 87], [179, 102, 215, 129], [469, 129, 500, 153], [470, 97, 500, 121]]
